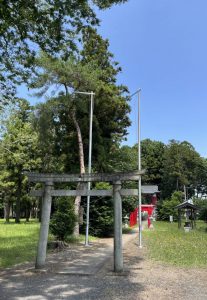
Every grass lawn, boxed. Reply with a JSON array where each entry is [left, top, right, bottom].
[[143, 221, 207, 267], [0, 219, 97, 269], [0, 219, 40, 268]]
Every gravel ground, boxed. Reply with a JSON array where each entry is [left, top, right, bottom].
[[0, 236, 207, 300]]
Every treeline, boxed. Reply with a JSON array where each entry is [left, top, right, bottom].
[[113, 139, 207, 199], [112, 140, 207, 222], [1, 97, 207, 224]]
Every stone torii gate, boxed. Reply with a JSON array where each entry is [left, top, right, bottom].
[[26, 170, 144, 272]]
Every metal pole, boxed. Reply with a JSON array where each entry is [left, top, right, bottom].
[[138, 89, 142, 248], [85, 92, 94, 246], [184, 185, 187, 201], [73, 90, 95, 246], [127, 89, 142, 247]]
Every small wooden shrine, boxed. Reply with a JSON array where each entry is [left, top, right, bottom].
[[175, 201, 197, 229]]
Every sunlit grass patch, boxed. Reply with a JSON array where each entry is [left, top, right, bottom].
[[0, 219, 97, 268], [0, 219, 40, 268], [143, 221, 207, 267], [65, 234, 97, 244]]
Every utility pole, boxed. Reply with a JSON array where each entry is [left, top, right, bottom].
[[137, 89, 142, 248], [128, 89, 142, 248], [73, 91, 95, 246], [85, 92, 94, 246]]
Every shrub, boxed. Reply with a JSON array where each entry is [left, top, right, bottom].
[[80, 182, 137, 237], [194, 198, 207, 222], [157, 191, 183, 221], [50, 197, 76, 241], [81, 196, 114, 237]]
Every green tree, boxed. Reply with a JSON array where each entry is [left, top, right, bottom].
[[0, 0, 127, 103], [157, 191, 183, 221], [107, 145, 137, 172], [32, 30, 130, 236], [50, 197, 76, 241], [194, 198, 207, 222], [31, 54, 102, 235], [161, 140, 202, 198], [193, 158, 207, 198], [80, 28, 131, 171], [141, 139, 166, 185], [0, 99, 41, 222]]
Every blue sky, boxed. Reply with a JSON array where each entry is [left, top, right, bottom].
[[18, 0, 207, 157], [96, 0, 207, 158]]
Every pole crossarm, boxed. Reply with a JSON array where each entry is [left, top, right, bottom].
[[25, 170, 145, 183], [30, 188, 139, 197]]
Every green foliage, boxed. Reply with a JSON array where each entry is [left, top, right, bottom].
[[141, 139, 166, 185], [107, 145, 137, 172], [199, 205, 207, 222], [81, 183, 113, 237], [88, 196, 114, 237], [32, 31, 130, 173], [31, 52, 102, 94], [0, 99, 41, 222], [50, 198, 76, 241], [107, 139, 207, 201], [161, 140, 202, 198], [157, 191, 183, 221], [107, 139, 165, 184], [194, 198, 207, 222], [194, 158, 207, 198], [0, 0, 128, 102], [80, 28, 131, 170], [80, 182, 136, 237]]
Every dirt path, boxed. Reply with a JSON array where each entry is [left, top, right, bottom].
[[103, 239, 207, 300], [0, 236, 206, 299]]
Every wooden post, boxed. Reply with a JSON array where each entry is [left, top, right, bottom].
[[35, 182, 53, 269], [194, 209, 196, 228], [113, 180, 123, 272], [178, 209, 181, 229]]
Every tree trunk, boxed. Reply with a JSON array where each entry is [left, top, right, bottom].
[[176, 178, 179, 191], [25, 205, 30, 222], [4, 197, 10, 223], [15, 171, 22, 223], [74, 194, 81, 236], [70, 109, 85, 236], [71, 109, 85, 175]]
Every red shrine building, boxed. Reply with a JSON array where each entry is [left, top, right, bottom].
[[129, 185, 159, 228]]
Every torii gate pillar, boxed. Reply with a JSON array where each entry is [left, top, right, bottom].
[[35, 182, 53, 269], [113, 180, 123, 272]]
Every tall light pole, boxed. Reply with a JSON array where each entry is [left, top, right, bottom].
[[137, 89, 142, 248], [74, 91, 95, 246], [128, 89, 142, 248]]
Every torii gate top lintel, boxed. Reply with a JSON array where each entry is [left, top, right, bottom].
[[25, 170, 145, 183]]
